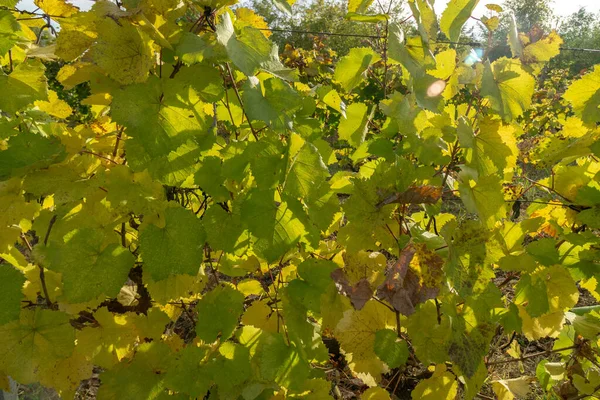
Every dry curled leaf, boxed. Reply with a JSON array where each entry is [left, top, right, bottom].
[[377, 243, 443, 316], [376, 185, 442, 208]]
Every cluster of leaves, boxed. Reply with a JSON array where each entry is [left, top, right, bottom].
[[1, 0, 600, 399]]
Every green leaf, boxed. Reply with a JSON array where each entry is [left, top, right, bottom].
[[164, 345, 211, 397], [563, 65, 600, 125], [238, 326, 310, 389], [388, 23, 435, 77], [481, 58, 535, 121], [216, 12, 291, 78], [282, 133, 330, 202], [240, 189, 306, 262], [46, 228, 135, 303], [507, 11, 522, 58], [175, 32, 213, 65], [458, 171, 507, 228], [97, 342, 171, 400], [465, 117, 518, 179], [0, 132, 66, 182], [526, 238, 559, 266], [412, 364, 458, 399], [408, 0, 438, 43], [0, 59, 48, 113], [515, 274, 550, 318], [0, 309, 75, 384], [0, 265, 24, 325], [348, 0, 374, 13], [345, 13, 387, 23], [269, 0, 293, 15], [91, 19, 154, 84], [139, 206, 205, 281], [110, 76, 211, 183], [0, 10, 22, 56], [242, 77, 303, 130], [195, 284, 244, 342], [334, 47, 381, 92], [373, 329, 409, 368], [440, 0, 479, 43], [414, 74, 446, 112], [338, 102, 371, 147]]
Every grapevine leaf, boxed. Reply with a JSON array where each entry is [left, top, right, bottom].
[[0, 10, 22, 56], [440, 0, 479, 43], [388, 23, 435, 76], [0, 265, 24, 325], [348, 0, 373, 13], [242, 76, 303, 130], [465, 117, 518, 179], [563, 65, 600, 125], [45, 228, 134, 303], [373, 329, 409, 368], [216, 12, 289, 78], [238, 326, 311, 389], [0, 309, 75, 384], [458, 171, 507, 228], [363, 387, 392, 399], [481, 58, 535, 121], [164, 345, 210, 397], [377, 243, 443, 315], [0, 132, 66, 182], [175, 32, 213, 65], [338, 102, 371, 147], [97, 342, 171, 400], [282, 133, 330, 202], [335, 300, 394, 385], [522, 31, 563, 64], [412, 364, 458, 399], [406, 301, 451, 364], [507, 11, 522, 58], [91, 19, 154, 84], [139, 206, 205, 281], [408, 0, 438, 44], [34, 0, 78, 17], [240, 189, 306, 263], [195, 284, 244, 343], [334, 47, 381, 92], [0, 59, 48, 113]]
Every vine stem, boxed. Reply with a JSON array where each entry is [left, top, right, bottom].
[[80, 150, 119, 165], [225, 62, 259, 141], [112, 126, 124, 158], [486, 344, 578, 366]]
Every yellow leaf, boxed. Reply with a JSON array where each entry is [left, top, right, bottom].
[[35, 90, 73, 119], [236, 8, 270, 37], [35, 0, 78, 17], [91, 19, 154, 84], [335, 300, 395, 385], [363, 386, 391, 399], [57, 62, 100, 90], [237, 279, 265, 296], [492, 376, 534, 400], [411, 364, 458, 399], [241, 299, 278, 332]]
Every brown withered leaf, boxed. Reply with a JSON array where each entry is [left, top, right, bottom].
[[331, 269, 373, 310], [376, 185, 442, 209], [377, 243, 442, 316]]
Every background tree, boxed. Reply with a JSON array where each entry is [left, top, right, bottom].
[[553, 8, 600, 74], [242, 0, 406, 55]]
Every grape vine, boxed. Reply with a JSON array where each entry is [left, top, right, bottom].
[[0, 0, 599, 399]]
